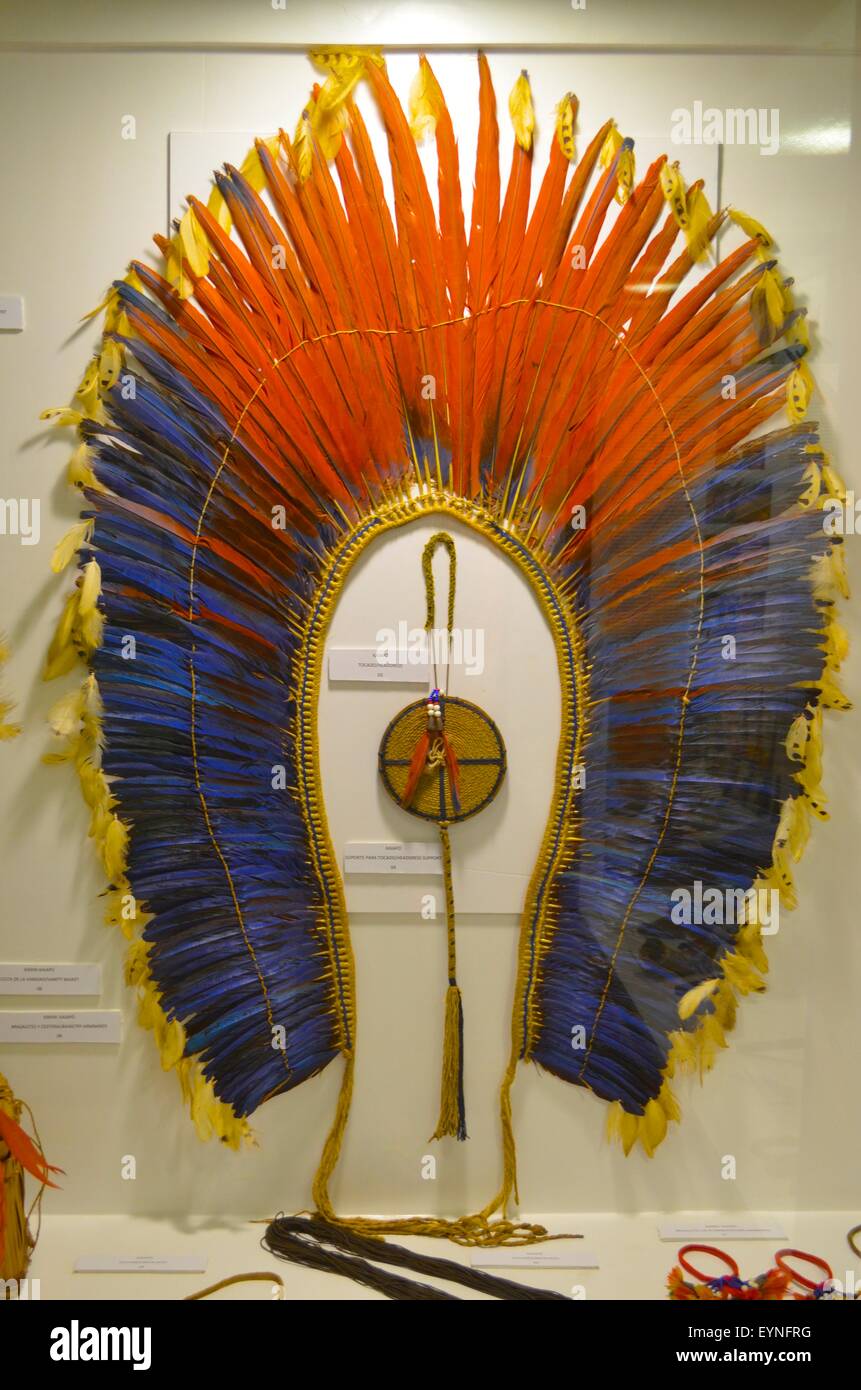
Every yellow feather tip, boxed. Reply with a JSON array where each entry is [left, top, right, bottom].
[[508, 71, 535, 152], [678, 977, 720, 1021]]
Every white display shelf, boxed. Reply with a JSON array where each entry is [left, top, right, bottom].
[[25, 1211, 860, 1301]]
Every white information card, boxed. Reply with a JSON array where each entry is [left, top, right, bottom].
[[0, 1011, 121, 1044], [328, 646, 430, 684], [344, 841, 443, 875], [658, 1220, 788, 1241], [0, 963, 101, 996], [75, 1255, 207, 1274], [472, 1246, 598, 1270]]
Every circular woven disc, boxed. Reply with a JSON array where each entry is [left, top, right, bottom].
[[378, 696, 506, 824]]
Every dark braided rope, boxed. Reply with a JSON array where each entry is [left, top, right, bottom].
[[263, 1214, 571, 1300]]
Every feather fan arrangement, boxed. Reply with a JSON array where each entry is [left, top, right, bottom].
[[40, 50, 848, 1242]]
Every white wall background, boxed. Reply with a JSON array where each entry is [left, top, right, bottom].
[[0, 2, 859, 1221]]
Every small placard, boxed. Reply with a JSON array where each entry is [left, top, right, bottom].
[[0, 295, 24, 331], [659, 1221, 788, 1242], [472, 1246, 597, 1270], [0, 1011, 121, 1044], [344, 841, 443, 875], [0, 963, 101, 996], [75, 1254, 207, 1274], [328, 646, 430, 684]]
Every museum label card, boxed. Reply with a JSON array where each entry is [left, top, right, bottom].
[[328, 646, 430, 684], [659, 1221, 788, 1241], [75, 1255, 207, 1274], [0, 963, 101, 996], [344, 841, 443, 875], [0, 1011, 121, 1044], [472, 1246, 598, 1270]]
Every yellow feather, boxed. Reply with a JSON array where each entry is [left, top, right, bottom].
[[678, 977, 720, 1020], [825, 617, 848, 670], [98, 339, 122, 392], [124, 939, 149, 987], [309, 47, 383, 77], [315, 105, 348, 164], [773, 796, 794, 851], [721, 952, 765, 996], [44, 592, 81, 681], [78, 558, 101, 616], [238, 144, 267, 192], [78, 605, 104, 655], [798, 459, 821, 508], [293, 108, 314, 183], [714, 980, 738, 1031], [668, 1028, 697, 1074], [737, 922, 769, 976], [0, 640, 21, 740], [137, 986, 161, 1032], [830, 544, 850, 600], [762, 267, 786, 329], [817, 669, 851, 711], [179, 207, 210, 279], [508, 71, 535, 152], [159, 1017, 185, 1071], [206, 183, 232, 234], [605, 1101, 623, 1141], [190, 1076, 215, 1143], [292, 69, 354, 179], [614, 145, 635, 205], [684, 185, 714, 261], [759, 856, 796, 912], [786, 360, 814, 422], [787, 796, 811, 861], [163, 235, 187, 298], [728, 208, 774, 248], [76, 760, 105, 812], [219, 1112, 249, 1151], [555, 93, 577, 162], [40, 406, 83, 429], [620, 1109, 639, 1156], [102, 815, 129, 881], [80, 288, 116, 323], [659, 1080, 681, 1124], [821, 459, 847, 501], [0, 710, 22, 740], [67, 443, 101, 492], [104, 888, 135, 932], [659, 160, 689, 229], [48, 686, 86, 739], [176, 1058, 193, 1105], [600, 123, 623, 169], [76, 359, 100, 413], [51, 519, 93, 574], [408, 61, 438, 143], [639, 1098, 667, 1156]]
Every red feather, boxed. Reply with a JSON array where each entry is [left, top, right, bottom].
[[401, 730, 431, 807], [0, 1111, 62, 1189]]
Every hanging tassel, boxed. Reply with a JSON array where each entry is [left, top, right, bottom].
[[431, 982, 467, 1141], [431, 823, 467, 1141]]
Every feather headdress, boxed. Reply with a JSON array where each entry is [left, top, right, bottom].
[[42, 52, 847, 1242]]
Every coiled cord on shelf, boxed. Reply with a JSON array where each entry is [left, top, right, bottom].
[[262, 1213, 571, 1300]]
